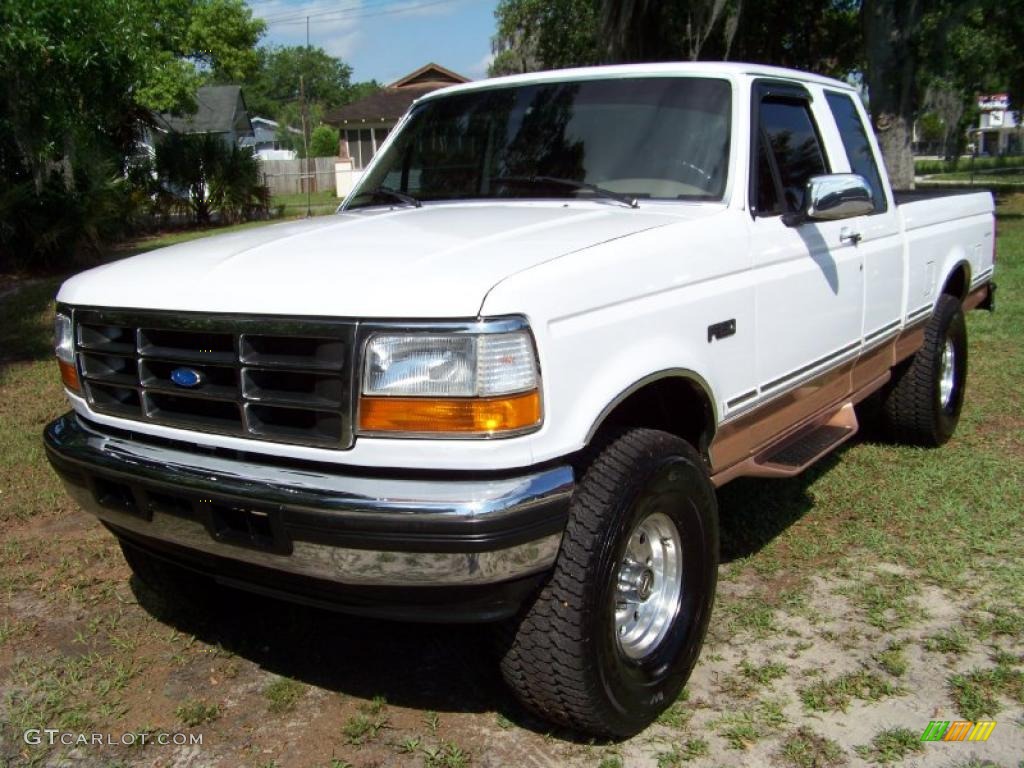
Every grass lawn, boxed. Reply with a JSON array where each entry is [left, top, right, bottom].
[[925, 172, 1024, 186], [915, 156, 1024, 176], [0, 196, 1021, 767], [272, 189, 340, 216]]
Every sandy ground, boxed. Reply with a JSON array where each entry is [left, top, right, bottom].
[[2, 504, 1020, 768]]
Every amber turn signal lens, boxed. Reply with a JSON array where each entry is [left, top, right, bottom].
[[359, 390, 541, 435], [58, 359, 81, 393]]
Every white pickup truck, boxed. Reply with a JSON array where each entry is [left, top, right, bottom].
[[45, 63, 995, 737]]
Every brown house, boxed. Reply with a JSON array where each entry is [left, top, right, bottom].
[[324, 63, 470, 170]]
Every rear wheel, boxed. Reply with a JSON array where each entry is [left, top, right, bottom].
[[883, 294, 967, 446], [498, 428, 718, 738]]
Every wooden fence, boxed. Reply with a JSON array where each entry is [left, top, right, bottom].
[[260, 157, 337, 196]]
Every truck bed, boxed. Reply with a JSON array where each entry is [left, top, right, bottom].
[[893, 188, 991, 206]]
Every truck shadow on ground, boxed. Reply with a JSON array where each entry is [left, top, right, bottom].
[[717, 448, 844, 564], [129, 438, 857, 738]]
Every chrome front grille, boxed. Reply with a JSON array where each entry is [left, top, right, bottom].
[[73, 309, 357, 449]]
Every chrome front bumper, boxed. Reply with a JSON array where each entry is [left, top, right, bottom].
[[44, 414, 572, 591]]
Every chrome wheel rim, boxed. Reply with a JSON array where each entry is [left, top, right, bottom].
[[614, 512, 683, 659], [939, 338, 956, 410]]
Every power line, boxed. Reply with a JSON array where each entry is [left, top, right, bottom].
[[256, 0, 429, 24], [256, 0, 373, 24], [259, 0, 457, 27]]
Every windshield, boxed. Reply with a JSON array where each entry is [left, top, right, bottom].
[[347, 76, 732, 208]]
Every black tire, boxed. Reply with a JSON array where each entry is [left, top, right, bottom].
[[498, 428, 718, 738], [119, 540, 216, 605], [883, 294, 968, 446]]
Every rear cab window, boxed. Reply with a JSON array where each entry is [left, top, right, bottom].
[[824, 91, 888, 213]]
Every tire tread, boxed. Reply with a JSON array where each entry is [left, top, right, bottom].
[[499, 428, 709, 736], [883, 294, 965, 446]]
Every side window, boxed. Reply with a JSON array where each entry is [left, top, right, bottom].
[[756, 134, 780, 214], [825, 92, 887, 213], [757, 99, 828, 215]]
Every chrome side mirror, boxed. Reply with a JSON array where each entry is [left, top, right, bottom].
[[805, 173, 874, 221], [783, 173, 874, 226]]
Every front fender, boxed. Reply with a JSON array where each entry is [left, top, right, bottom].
[[537, 324, 719, 458]]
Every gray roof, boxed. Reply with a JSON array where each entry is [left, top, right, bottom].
[[157, 85, 251, 135]]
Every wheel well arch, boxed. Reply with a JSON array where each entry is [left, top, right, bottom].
[[585, 370, 717, 460], [942, 261, 972, 300]]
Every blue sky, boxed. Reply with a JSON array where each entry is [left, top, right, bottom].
[[247, 0, 500, 84]]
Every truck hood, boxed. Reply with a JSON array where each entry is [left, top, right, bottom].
[[59, 202, 719, 317]]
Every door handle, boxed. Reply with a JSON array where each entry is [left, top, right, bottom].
[[840, 227, 863, 245]]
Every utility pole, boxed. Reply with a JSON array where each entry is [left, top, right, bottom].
[[302, 16, 312, 218], [300, 74, 311, 218]]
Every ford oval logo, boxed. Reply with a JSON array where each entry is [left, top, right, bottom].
[[170, 367, 203, 388]]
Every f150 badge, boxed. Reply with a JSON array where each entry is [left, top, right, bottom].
[[170, 367, 203, 388]]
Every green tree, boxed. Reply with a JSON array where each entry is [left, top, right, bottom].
[[0, 0, 265, 269], [345, 80, 383, 104], [271, 101, 324, 157], [860, 0, 1024, 186], [490, 0, 858, 76], [242, 45, 353, 117], [728, 0, 861, 78], [917, 112, 945, 145], [308, 125, 340, 158], [155, 134, 267, 224], [860, 0, 927, 188], [600, 0, 742, 62], [236, 45, 379, 156], [917, 0, 1024, 151], [136, 0, 266, 114], [489, 0, 600, 75]]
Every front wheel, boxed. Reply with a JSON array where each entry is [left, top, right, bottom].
[[498, 428, 718, 738]]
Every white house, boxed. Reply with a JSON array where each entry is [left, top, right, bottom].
[[240, 117, 300, 160], [975, 93, 1021, 155]]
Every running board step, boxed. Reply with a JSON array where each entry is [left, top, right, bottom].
[[751, 403, 859, 478], [767, 425, 852, 467]]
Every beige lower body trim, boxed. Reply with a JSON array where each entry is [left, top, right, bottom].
[[963, 282, 991, 312], [711, 362, 853, 472], [711, 401, 863, 487], [709, 323, 929, 485]]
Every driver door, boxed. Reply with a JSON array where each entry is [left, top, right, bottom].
[[747, 81, 864, 421]]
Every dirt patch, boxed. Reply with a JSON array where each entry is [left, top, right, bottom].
[[3, 523, 1022, 768]]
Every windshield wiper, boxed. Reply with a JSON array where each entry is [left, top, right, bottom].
[[369, 186, 422, 208], [493, 175, 639, 208]]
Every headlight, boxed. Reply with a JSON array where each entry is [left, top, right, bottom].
[[54, 311, 80, 392], [358, 328, 542, 437]]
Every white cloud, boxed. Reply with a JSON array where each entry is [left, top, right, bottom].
[[250, 0, 464, 60], [466, 50, 494, 80]]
